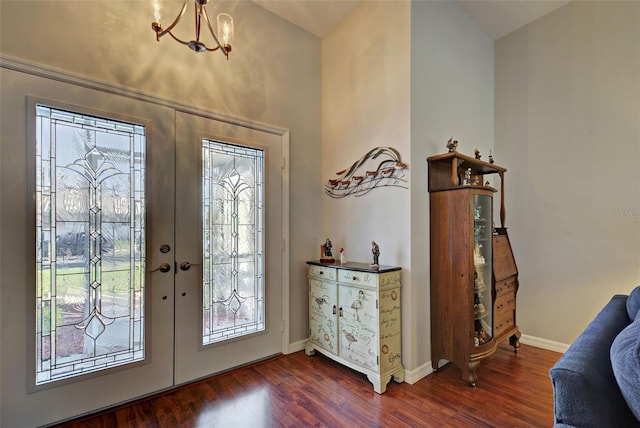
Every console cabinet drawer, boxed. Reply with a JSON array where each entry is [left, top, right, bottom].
[[308, 264, 336, 280]]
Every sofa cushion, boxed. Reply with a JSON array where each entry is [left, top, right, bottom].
[[611, 316, 640, 421], [549, 295, 640, 427], [627, 286, 640, 321]]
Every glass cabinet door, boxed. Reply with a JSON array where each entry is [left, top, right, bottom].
[[473, 194, 493, 346]]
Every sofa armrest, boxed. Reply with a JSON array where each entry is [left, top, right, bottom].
[[549, 295, 640, 427]]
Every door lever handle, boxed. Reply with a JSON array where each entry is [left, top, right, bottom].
[[149, 263, 171, 273], [180, 261, 202, 271]]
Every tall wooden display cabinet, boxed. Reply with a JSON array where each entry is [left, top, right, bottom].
[[427, 152, 521, 386]]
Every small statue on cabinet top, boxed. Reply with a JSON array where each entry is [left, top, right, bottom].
[[370, 241, 380, 268], [488, 150, 494, 164], [320, 238, 335, 263], [474, 148, 481, 159], [446, 137, 458, 152], [462, 168, 472, 185], [339, 248, 346, 264]]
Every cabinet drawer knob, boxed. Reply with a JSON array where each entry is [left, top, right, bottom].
[[332, 305, 337, 315], [352, 276, 358, 281]]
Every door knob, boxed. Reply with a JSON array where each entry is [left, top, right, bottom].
[[150, 263, 171, 273], [180, 261, 201, 271]]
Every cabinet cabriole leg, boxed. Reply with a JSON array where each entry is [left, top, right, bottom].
[[367, 374, 387, 394], [304, 343, 316, 357], [467, 360, 480, 387], [392, 368, 405, 383], [509, 331, 521, 352]]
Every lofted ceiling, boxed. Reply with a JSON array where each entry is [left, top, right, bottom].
[[252, 0, 572, 40]]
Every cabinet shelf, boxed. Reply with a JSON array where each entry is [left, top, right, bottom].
[[428, 151, 508, 228], [427, 152, 506, 190]]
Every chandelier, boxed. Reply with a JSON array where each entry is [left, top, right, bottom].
[[151, 0, 234, 59]]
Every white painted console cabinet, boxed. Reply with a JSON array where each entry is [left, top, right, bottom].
[[305, 261, 405, 393]]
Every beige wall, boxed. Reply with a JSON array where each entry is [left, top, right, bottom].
[[495, 0, 640, 344], [411, 0, 495, 370], [321, 0, 494, 374], [321, 1, 411, 264], [321, 0, 413, 365]]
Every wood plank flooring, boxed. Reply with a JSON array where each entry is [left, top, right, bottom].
[[55, 343, 561, 428]]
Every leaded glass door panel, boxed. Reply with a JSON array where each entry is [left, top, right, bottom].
[[202, 141, 265, 345], [34, 104, 148, 385], [1, 70, 176, 428], [173, 112, 284, 384]]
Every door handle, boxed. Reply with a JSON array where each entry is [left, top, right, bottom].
[[149, 263, 171, 273], [180, 261, 202, 271]]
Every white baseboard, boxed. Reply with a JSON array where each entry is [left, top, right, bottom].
[[288, 334, 569, 386], [287, 339, 307, 354], [404, 361, 434, 385], [520, 334, 569, 353]]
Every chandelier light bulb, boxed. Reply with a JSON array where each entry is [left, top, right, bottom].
[[217, 13, 234, 52], [151, 0, 163, 26]]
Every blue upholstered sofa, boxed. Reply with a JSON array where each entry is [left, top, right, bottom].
[[549, 286, 640, 427]]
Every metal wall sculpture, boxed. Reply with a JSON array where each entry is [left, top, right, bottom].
[[324, 147, 409, 198]]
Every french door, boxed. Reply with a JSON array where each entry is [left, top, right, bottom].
[[0, 66, 287, 427], [173, 111, 284, 383]]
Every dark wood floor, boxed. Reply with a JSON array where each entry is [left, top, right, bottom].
[[56, 343, 561, 428]]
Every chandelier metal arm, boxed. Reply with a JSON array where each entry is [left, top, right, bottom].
[[194, 2, 202, 42], [166, 31, 194, 47], [153, 0, 189, 41], [201, 6, 228, 58], [152, 0, 231, 58], [162, 28, 224, 55]]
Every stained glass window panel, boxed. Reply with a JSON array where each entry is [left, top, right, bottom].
[[35, 105, 145, 385], [202, 140, 265, 345]]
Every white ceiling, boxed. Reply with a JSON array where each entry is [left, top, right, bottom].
[[252, 0, 572, 40]]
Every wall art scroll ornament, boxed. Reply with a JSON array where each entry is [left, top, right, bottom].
[[324, 147, 409, 198]]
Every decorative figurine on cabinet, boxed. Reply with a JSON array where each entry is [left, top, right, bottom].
[[320, 238, 335, 263], [446, 137, 458, 152], [370, 241, 380, 268], [474, 148, 481, 159], [462, 168, 472, 186], [339, 248, 346, 264]]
